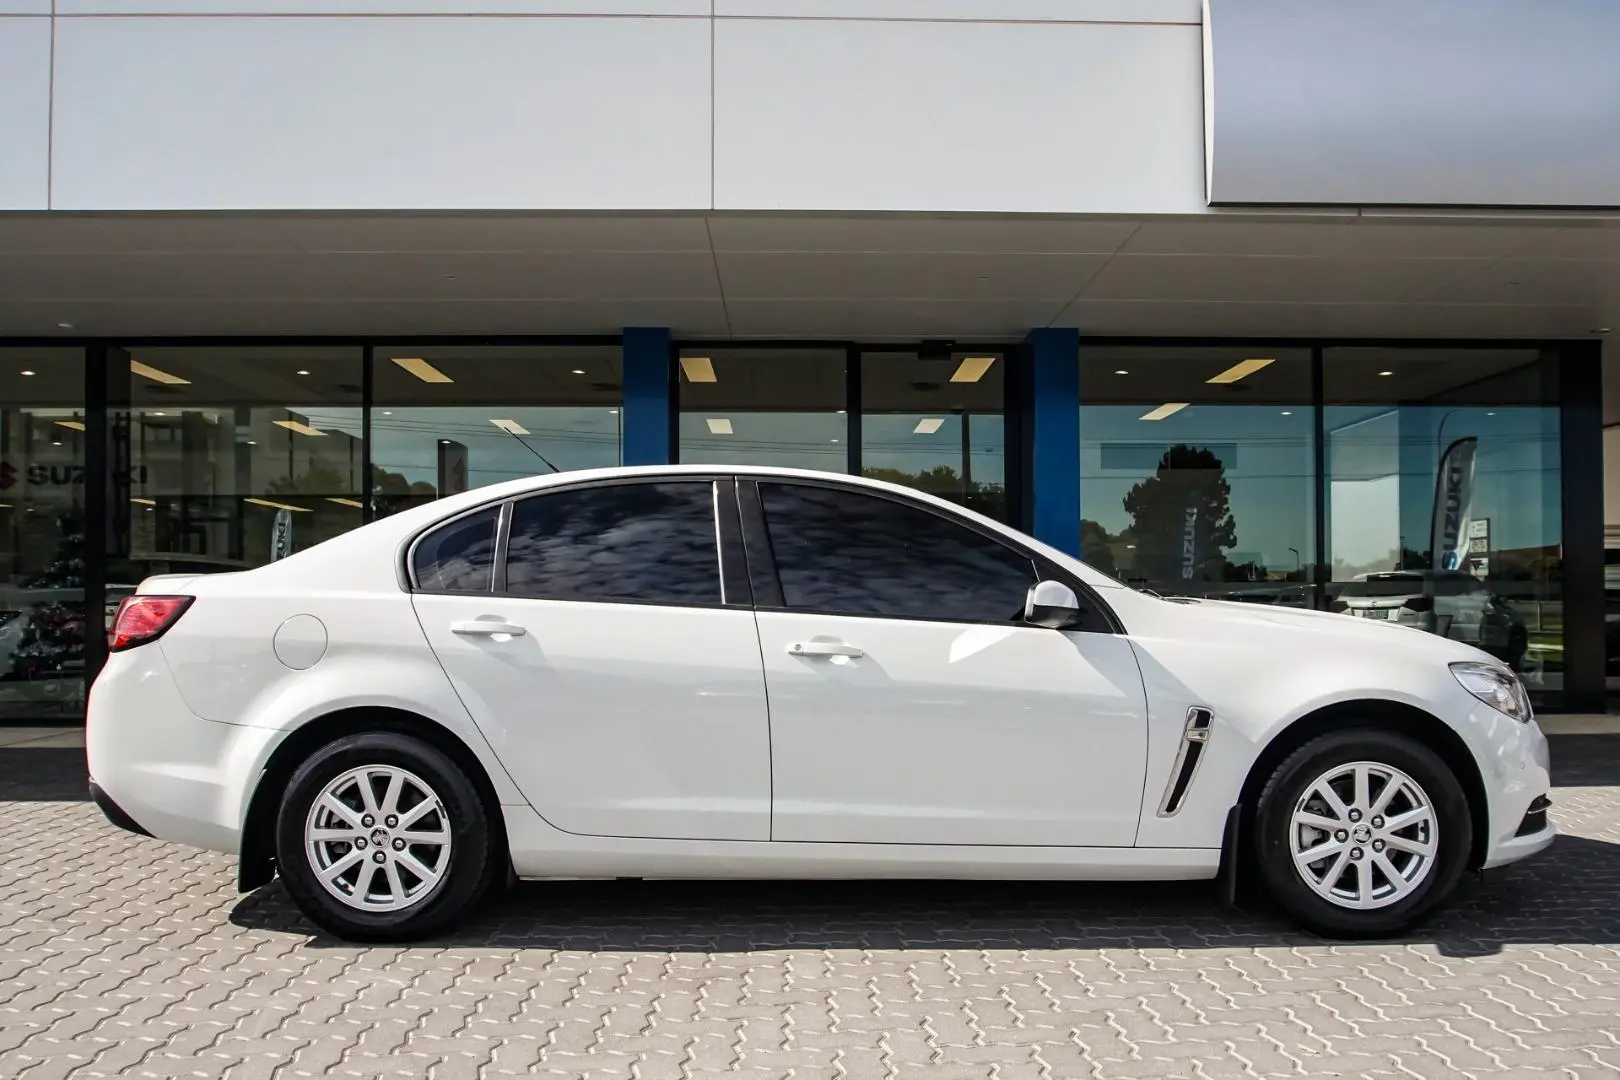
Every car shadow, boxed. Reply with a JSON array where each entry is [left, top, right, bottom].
[[0, 747, 87, 801]]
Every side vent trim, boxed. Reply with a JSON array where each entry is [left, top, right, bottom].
[[1157, 706, 1214, 818]]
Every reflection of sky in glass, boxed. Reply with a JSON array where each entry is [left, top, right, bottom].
[[1081, 405, 1313, 573], [679, 413, 848, 473], [862, 414, 1006, 489], [761, 484, 1033, 621], [370, 407, 621, 492]]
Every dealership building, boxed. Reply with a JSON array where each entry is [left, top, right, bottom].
[[0, 0, 1615, 716]]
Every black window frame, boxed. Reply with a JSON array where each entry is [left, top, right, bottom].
[[403, 475, 752, 611], [735, 476, 1122, 633]]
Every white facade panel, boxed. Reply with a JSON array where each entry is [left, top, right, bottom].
[[714, 0, 1199, 21], [713, 19, 1205, 214], [0, 3, 50, 12], [51, 16, 712, 210], [60, 1, 705, 12], [0, 18, 50, 210]]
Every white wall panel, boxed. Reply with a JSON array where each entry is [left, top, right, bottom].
[[60, 2, 705, 12], [0, 3, 50, 12], [713, 19, 1205, 214], [715, 0, 1199, 21], [52, 17, 711, 210], [0, 18, 49, 209]]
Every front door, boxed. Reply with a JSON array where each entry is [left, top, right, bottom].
[[744, 480, 1149, 848], [411, 478, 771, 842]]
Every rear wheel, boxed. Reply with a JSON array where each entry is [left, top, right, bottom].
[[1252, 729, 1472, 939], [274, 732, 500, 942]]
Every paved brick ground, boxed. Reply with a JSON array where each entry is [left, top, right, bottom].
[[2, 737, 1620, 1079]]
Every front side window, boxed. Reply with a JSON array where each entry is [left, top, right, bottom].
[[413, 507, 499, 593], [505, 482, 720, 606], [758, 483, 1036, 622]]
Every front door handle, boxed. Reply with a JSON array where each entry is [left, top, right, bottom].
[[451, 619, 528, 638], [788, 641, 864, 659]]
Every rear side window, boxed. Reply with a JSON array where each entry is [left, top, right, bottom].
[[757, 482, 1037, 622], [413, 507, 499, 593], [505, 481, 721, 606]]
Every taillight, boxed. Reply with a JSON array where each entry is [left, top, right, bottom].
[[108, 595, 194, 652]]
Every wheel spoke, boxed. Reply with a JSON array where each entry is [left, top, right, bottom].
[[319, 794, 364, 830], [1320, 849, 1352, 894], [1383, 806, 1433, 833], [1310, 780, 1351, 819], [380, 773, 405, 818], [397, 849, 441, 886], [1294, 839, 1347, 869], [397, 828, 449, 846], [1370, 775, 1402, 817], [398, 798, 441, 829], [1384, 834, 1435, 858], [357, 772, 383, 817], [1355, 856, 1374, 904], [1373, 852, 1414, 899], [1294, 811, 1343, 832], [382, 860, 407, 902], [353, 860, 380, 902], [317, 848, 364, 883], [308, 828, 359, 844], [1353, 765, 1372, 814]]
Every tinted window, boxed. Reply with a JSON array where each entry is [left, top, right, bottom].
[[758, 483, 1037, 622], [414, 507, 499, 592], [505, 482, 720, 605]]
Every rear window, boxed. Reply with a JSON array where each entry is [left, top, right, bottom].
[[413, 507, 499, 593]]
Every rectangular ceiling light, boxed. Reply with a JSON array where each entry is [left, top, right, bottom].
[[681, 356, 717, 383], [273, 419, 327, 437], [1206, 358, 1275, 385], [130, 497, 156, 506], [706, 418, 734, 435], [391, 357, 454, 384], [130, 360, 191, 386], [1140, 403, 1190, 421], [327, 497, 365, 509], [950, 356, 997, 383], [55, 420, 86, 431], [913, 418, 945, 435], [490, 419, 530, 437], [243, 497, 311, 513]]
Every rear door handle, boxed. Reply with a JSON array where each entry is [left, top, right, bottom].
[[788, 641, 864, 659], [451, 619, 528, 638]]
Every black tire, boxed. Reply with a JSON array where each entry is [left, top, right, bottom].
[[1252, 729, 1472, 939], [274, 731, 501, 942]]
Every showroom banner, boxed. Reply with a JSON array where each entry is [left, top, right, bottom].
[[1431, 437, 1478, 574]]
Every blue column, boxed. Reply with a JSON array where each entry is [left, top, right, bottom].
[[621, 327, 672, 466], [1027, 328, 1082, 555]]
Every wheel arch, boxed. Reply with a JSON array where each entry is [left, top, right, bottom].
[[1231, 698, 1490, 872], [237, 706, 510, 893]]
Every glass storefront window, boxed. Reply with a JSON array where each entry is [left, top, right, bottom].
[[861, 349, 1009, 521], [0, 349, 88, 719], [1324, 348, 1562, 691], [371, 345, 622, 517], [115, 347, 365, 586], [1079, 347, 1315, 605], [677, 348, 847, 472]]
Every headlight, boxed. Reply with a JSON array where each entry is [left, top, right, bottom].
[[1450, 661, 1533, 723]]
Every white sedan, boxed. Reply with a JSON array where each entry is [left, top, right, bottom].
[[86, 466, 1553, 942]]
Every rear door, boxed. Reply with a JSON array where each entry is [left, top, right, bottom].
[[410, 478, 772, 842]]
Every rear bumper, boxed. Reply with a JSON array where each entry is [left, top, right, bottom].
[[88, 779, 153, 838]]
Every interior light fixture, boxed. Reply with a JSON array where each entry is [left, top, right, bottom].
[[950, 356, 997, 383], [391, 357, 453, 383], [327, 497, 365, 509], [571, 368, 586, 376], [55, 420, 86, 431], [19, 370, 34, 377], [706, 418, 734, 435], [130, 497, 156, 506], [681, 357, 718, 383], [151, 411, 166, 417], [490, 419, 530, 436], [57, 322, 73, 330], [130, 360, 190, 385], [914, 418, 945, 435], [1280, 410, 1293, 416], [1115, 369, 1129, 376], [50, 440, 61, 447], [243, 497, 311, 513], [382, 410, 393, 416], [1206, 358, 1275, 385], [1140, 403, 1189, 421], [296, 369, 311, 376], [273, 419, 327, 437], [1379, 370, 1395, 377]]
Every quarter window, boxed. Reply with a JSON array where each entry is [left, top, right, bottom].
[[757, 483, 1037, 622], [505, 482, 721, 606], [413, 507, 499, 593]]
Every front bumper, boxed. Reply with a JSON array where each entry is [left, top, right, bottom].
[[1475, 713, 1556, 870]]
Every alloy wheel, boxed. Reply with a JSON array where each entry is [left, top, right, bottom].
[[304, 765, 453, 913], [1289, 760, 1437, 911]]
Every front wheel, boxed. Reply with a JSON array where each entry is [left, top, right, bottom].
[[274, 732, 500, 942], [1252, 730, 1472, 939]]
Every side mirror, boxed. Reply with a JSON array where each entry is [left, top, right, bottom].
[[1025, 580, 1085, 629]]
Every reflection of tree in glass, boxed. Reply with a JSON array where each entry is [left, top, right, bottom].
[[860, 465, 1008, 523], [415, 509, 497, 592], [370, 464, 438, 519], [505, 483, 719, 606], [761, 484, 1033, 621], [1080, 520, 1121, 578], [1122, 445, 1237, 586]]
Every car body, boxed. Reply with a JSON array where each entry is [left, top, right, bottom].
[[86, 466, 1554, 942], [1334, 570, 1529, 669]]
